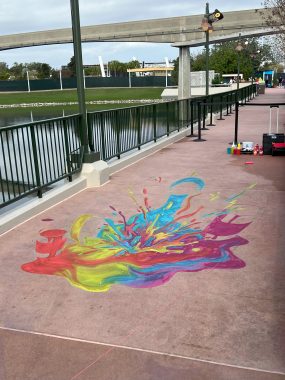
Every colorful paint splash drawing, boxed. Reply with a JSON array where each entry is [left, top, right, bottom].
[[22, 177, 253, 292]]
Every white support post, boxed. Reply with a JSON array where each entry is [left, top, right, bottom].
[[59, 70, 63, 90], [98, 56, 106, 77], [178, 46, 191, 100], [26, 70, 30, 92]]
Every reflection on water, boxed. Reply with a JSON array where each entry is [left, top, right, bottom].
[[0, 106, 79, 128], [0, 103, 142, 128]]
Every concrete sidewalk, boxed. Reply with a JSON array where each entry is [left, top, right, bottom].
[[0, 88, 285, 380]]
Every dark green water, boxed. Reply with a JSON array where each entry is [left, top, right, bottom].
[[0, 106, 79, 128], [0, 103, 142, 128]]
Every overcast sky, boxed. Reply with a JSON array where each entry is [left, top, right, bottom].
[[0, 0, 263, 68]]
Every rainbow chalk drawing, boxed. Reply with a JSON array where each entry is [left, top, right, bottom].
[[22, 177, 254, 292]]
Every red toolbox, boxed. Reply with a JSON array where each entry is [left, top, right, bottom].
[[272, 142, 285, 156]]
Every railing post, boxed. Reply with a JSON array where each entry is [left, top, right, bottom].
[[207, 95, 215, 126], [193, 101, 206, 142], [100, 113, 106, 161], [186, 99, 190, 128], [242, 88, 245, 103], [63, 119, 72, 182], [226, 94, 230, 116], [115, 111, 121, 158], [177, 101, 180, 132], [137, 107, 141, 150], [188, 100, 196, 136], [87, 113, 95, 152], [239, 88, 244, 105], [202, 99, 209, 130], [30, 125, 42, 198], [153, 104, 157, 142], [190, 100, 194, 134], [229, 92, 233, 115], [218, 95, 225, 120], [166, 102, 170, 137]]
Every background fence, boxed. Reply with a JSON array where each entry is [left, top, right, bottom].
[[0, 76, 175, 92]]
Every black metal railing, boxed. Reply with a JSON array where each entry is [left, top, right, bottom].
[[87, 98, 192, 160], [0, 84, 257, 209], [87, 85, 257, 161], [0, 114, 83, 208]]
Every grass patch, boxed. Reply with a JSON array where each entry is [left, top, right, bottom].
[[0, 88, 163, 105]]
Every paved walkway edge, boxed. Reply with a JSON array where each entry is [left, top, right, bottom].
[[0, 177, 86, 235]]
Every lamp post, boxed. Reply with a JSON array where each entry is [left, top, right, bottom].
[[201, 3, 224, 97], [205, 3, 210, 97], [70, 0, 89, 158], [250, 50, 260, 85], [235, 37, 243, 91]]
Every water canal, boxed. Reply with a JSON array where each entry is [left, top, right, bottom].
[[0, 104, 140, 128]]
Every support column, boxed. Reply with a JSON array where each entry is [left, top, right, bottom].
[[178, 46, 191, 100]]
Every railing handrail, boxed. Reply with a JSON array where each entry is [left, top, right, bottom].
[[87, 85, 253, 116], [0, 113, 81, 131]]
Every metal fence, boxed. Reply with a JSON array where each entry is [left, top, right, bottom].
[[0, 84, 256, 209], [0, 76, 175, 92], [0, 114, 83, 208], [87, 99, 186, 160], [87, 85, 256, 161]]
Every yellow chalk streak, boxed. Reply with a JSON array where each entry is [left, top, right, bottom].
[[210, 192, 220, 201], [70, 214, 93, 241]]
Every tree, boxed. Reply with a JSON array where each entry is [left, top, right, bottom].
[[261, 1, 285, 59], [67, 56, 76, 76], [9, 62, 26, 80], [39, 63, 52, 79], [84, 66, 101, 76], [210, 39, 274, 80], [108, 60, 127, 77], [126, 60, 140, 70], [191, 51, 206, 71], [172, 57, 179, 85], [172, 39, 274, 84], [28, 62, 52, 79], [0, 62, 9, 80]]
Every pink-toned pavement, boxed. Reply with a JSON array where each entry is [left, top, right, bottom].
[[0, 88, 285, 380]]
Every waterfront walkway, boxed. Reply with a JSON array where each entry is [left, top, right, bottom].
[[0, 88, 285, 380]]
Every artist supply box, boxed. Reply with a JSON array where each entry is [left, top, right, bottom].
[[263, 106, 284, 155]]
